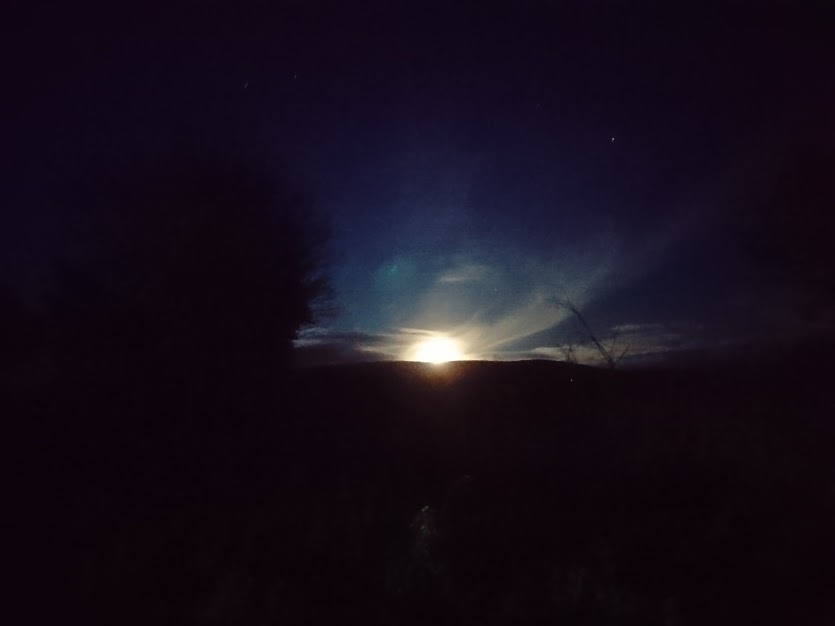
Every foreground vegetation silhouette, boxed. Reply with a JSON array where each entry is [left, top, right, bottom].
[[11, 354, 834, 625]]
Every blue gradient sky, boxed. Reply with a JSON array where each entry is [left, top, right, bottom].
[[3, 2, 833, 364]]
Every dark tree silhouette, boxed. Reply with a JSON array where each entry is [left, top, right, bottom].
[[46, 153, 331, 433]]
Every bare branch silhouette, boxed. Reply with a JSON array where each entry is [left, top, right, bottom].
[[553, 298, 628, 369]]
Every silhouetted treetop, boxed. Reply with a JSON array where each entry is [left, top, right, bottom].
[[48, 153, 331, 398]]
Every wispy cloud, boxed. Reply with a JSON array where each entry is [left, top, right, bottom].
[[294, 326, 458, 365], [415, 205, 706, 361], [423, 231, 623, 357], [295, 319, 699, 368], [514, 322, 694, 366], [436, 263, 490, 284], [316, 201, 707, 366]]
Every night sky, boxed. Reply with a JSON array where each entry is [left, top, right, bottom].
[[3, 2, 834, 365]]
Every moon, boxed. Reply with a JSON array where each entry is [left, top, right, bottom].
[[411, 336, 463, 364]]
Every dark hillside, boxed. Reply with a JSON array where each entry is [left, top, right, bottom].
[[7, 358, 835, 625]]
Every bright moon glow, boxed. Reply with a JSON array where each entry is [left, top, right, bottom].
[[412, 337, 463, 364]]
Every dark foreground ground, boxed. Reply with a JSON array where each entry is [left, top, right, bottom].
[[6, 357, 835, 624]]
